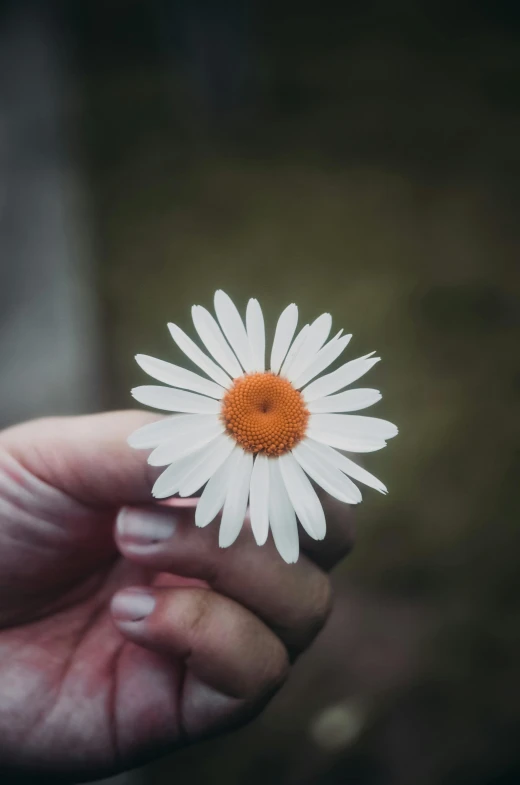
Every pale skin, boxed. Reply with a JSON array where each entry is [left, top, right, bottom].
[[0, 412, 354, 781]]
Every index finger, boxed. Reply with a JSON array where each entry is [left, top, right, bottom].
[[0, 410, 159, 507]]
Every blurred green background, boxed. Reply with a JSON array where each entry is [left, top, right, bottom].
[[14, 0, 520, 783]]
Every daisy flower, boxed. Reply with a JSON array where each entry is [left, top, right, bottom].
[[128, 291, 397, 563]]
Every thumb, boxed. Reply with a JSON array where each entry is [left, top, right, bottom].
[[0, 411, 160, 507]]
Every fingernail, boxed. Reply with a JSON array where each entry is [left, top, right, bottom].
[[111, 588, 156, 622], [117, 506, 176, 545]]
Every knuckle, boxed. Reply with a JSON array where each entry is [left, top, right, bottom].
[[184, 590, 212, 639], [290, 572, 333, 652], [307, 572, 334, 634], [263, 638, 290, 693], [202, 551, 221, 586], [282, 571, 334, 655]]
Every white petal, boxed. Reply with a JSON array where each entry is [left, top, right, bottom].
[[219, 450, 253, 547], [270, 303, 298, 374], [152, 449, 206, 499], [278, 452, 326, 540], [178, 434, 236, 497], [128, 415, 186, 449], [268, 459, 299, 563], [192, 305, 243, 378], [284, 312, 332, 382], [292, 440, 362, 504], [249, 453, 269, 545], [311, 413, 398, 441], [131, 385, 221, 414], [135, 354, 225, 399], [214, 290, 254, 372], [279, 324, 309, 377], [306, 421, 387, 452], [292, 333, 352, 390], [128, 414, 218, 450], [168, 322, 232, 388], [195, 446, 242, 527], [304, 438, 388, 494], [246, 299, 265, 372], [302, 354, 380, 401], [148, 419, 224, 466], [307, 388, 382, 413]]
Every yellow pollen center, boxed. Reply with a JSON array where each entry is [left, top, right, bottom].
[[221, 372, 309, 456]]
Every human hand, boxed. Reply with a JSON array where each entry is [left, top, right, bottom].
[[0, 412, 354, 781]]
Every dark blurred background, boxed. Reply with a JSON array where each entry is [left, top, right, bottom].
[[1, 1, 519, 783]]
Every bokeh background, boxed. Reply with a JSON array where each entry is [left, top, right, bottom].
[[1, 1, 519, 783]]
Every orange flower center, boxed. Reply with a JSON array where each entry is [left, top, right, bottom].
[[221, 372, 309, 456]]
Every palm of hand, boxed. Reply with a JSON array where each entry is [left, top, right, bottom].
[[0, 449, 230, 778]]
